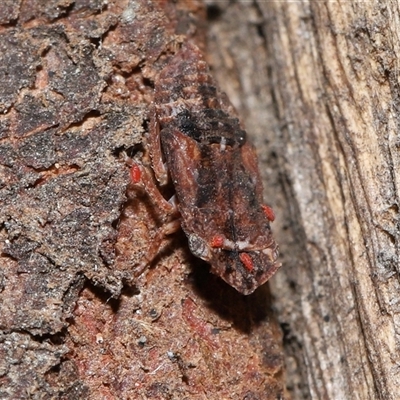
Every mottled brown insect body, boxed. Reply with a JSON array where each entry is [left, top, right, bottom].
[[151, 43, 280, 295]]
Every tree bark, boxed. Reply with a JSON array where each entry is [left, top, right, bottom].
[[207, 1, 400, 399], [0, 1, 286, 399], [3, 0, 397, 399]]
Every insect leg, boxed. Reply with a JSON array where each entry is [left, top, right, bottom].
[[148, 103, 169, 186], [134, 219, 181, 276], [129, 161, 176, 217]]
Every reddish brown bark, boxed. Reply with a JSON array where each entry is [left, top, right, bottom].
[[0, 1, 286, 398]]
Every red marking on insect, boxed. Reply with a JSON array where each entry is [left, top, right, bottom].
[[130, 163, 142, 184], [262, 204, 275, 222], [239, 253, 254, 272], [210, 235, 224, 248]]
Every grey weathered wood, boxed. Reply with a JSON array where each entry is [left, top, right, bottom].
[[206, 1, 400, 398]]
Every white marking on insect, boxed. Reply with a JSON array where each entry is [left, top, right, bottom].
[[220, 136, 226, 152]]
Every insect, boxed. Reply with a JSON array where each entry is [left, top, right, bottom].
[[132, 42, 280, 295]]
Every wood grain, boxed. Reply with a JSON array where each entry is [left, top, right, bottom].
[[207, 1, 400, 398]]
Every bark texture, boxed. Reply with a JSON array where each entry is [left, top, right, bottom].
[[207, 1, 400, 399], [0, 1, 286, 399]]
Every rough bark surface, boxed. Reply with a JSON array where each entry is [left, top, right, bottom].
[[207, 0, 400, 399], [0, 1, 286, 399]]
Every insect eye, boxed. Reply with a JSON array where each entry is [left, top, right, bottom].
[[188, 234, 210, 260]]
